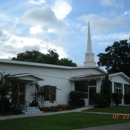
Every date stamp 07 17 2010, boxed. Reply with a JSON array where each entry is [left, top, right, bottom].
[[113, 114, 130, 119]]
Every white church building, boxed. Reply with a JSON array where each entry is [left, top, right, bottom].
[[0, 23, 130, 108]]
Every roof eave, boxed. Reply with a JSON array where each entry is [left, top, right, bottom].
[[69, 76, 103, 81]]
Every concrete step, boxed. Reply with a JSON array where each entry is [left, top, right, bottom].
[[23, 107, 43, 115]]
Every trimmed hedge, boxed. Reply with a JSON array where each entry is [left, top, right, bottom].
[[112, 93, 122, 106], [69, 91, 85, 107], [69, 91, 83, 100]]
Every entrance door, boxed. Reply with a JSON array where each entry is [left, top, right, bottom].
[[89, 87, 96, 105]]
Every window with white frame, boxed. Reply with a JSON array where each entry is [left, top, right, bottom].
[[114, 82, 122, 93], [44, 85, 56, 101], [75, 81, 88, 98], [75, 80, 96, 98]]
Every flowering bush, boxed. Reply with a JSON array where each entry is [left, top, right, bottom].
[[40, 104, 77, 112]]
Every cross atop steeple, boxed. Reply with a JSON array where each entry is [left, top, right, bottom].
[[84, 22, 96, 67]]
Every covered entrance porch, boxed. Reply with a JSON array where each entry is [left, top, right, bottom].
[[69, 74, 105, 106], [10, 73, 44, 114], [74, 80, 96, 106]]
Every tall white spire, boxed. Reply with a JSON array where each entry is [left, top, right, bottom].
[[84, 22, 96, 67], [87, 22, 92, 53]]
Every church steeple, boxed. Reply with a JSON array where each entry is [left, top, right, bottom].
[[87, 22, 92, 53], [84, 22, 96, 67]]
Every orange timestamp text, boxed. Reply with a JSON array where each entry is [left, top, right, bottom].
[[113, 114, 130, 120]]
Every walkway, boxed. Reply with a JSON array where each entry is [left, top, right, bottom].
[[0, 106, 92, 120]]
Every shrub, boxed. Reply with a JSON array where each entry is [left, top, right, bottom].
[[41, 104, 75, 112], [124, 94, 130, 104], [93, 93, 106, 108], [12, 106, 23, 114], [100, 74, 111, 107], [0, 97, 11, 113], [69, 91, 83, 100], [57, 104, 67, 110], [29, 100, 39, 107], [112, 93, 122, 106], [69, 91, 84, 107], [93, 93, 102, 105], [77, 99, 85, 107]]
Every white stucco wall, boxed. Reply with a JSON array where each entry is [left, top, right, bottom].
[[110, 75, 130, 84], [38, 76, 73, 107], [0, 63, 74, 106], [1, 61, 130, 106], [110, 74, 130, 105]]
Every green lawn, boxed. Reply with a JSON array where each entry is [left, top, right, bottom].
[[84, 106, 130, 114], [0, 112, 130, 130]]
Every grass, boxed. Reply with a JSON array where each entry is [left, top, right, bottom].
[[0, 112, 130, 130], [84, 106, 130, 114]]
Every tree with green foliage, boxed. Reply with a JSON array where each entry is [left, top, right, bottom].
[[97, 40, 130, 77], [43, 49, 59, 64], [101, 74, 112, 107], [12, 49, 77, 67], [0, 72, 23, 114], [0, 72, 12, 113], [12, 50, 43, 62], [93, 74, 111, 107], [93, 93, 104, 107], [57, 58, 77, 67]]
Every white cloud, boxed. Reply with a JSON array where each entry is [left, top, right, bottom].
[[92, 33, 130, 41], [80, 14, 128, 33], [29, 0, 46, 5], [0, 2, 71, 60], [52, 0, 72, 19], [98, 42, 111, 46], [22, 6, 66, 34], [98, 0, 124, 9], [0, 10, 18, 25], [0, 11, 9, 21], [99, 0, 114, 6], [40, 43, 68, 59], [0, 23, 21, 35], [30, 25, 43, 34], [0, 28, 68, 59], [124, 10, 130, 15]]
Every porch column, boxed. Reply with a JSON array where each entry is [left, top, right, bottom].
[[97, 79, 101, 92], [71, 82, 75, 91], [111, 82, 114, 105], [122, 84, 124, 105], [112, 82, 114, 93]]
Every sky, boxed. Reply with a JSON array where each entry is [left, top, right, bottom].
[[0, 0, 130, 66]]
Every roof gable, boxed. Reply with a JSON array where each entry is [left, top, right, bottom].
[[10, 73, 44, 81], [109, 72, 130, 83]]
